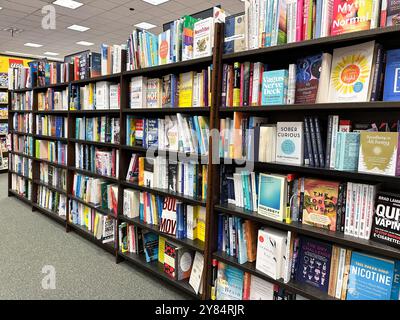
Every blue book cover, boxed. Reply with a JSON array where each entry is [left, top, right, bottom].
[[237, 218, 248, 265], [295, 237, 332, 292], [315, 0, 323, 38], [146, 118, 158, 148], [176, 202, 185, 239], [143, 232, 159, 263], [217, 214, 224, 252], [224, 15, 236, 54], [391, 260, 400, 300], [261, 70, 288, 105], [335, 132, 360, 171], [383, 49, 400, 101], [216, 262, 244, 300], [347, 252, 394, 300]]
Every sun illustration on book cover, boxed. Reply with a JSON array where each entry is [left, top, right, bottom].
[[331, 53, 370, 95]]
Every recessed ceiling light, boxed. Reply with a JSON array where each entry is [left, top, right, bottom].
[[53, 0, 83, 9], [141, 0, 169, 5], [24, 43, 43, 48], [67, 24, 90, 32], [44, 52, 59, 56], [76, 41, 94, 46], [134, 22, 157, 30]]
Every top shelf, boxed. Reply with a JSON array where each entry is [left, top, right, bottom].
[[223, 26, 400, 61]]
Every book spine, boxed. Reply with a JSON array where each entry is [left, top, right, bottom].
[[330, 115, 339, 169], [325, 115, 333, 168], [314, 117, 325, 168], [380, 0, 388, 27], [308, 116, 320, 167], [221, 64, 228, 107], [296, 0, 304, 41], [370, 44, 383, 101], [303, 116, 315, 167]]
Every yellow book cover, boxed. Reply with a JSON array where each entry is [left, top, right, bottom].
[[197, 207, 206, 242], [158, 236, 166, 264], [128, 117, 136, 146], [179, 72, 194, 107], [84, 206, 90, 228], [44, 116, 48, 136], [138, 157, 144, 186], [151, 194, 158, 225], [358, 131, 399, 176], [202, 165, 208, 200], [93, 213, 100, 236], [89, 83, 94, 109]]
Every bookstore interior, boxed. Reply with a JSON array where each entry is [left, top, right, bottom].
[[4, 0, 400, 302]]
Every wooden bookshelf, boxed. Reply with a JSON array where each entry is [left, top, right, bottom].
[[7, 24, 400, 301]]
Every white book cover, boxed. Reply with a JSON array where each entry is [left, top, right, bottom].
[[329, 115, 339, 169], [165, 115, 179, 152], [95, 81, 110, 109], [258, 125, 276, 162], [365, 185, 377, 240], [275, 122, 303, 165], [287, 64, 296, 104], [256, 228, 287, 280], [353, 183, 362, 238], [251, 62, 262, 105], [358, 184, 368, 239], [193, 17, 213, 59], [249, 276, 274, 300], [335, 248, 346, 299], [189, 251, 204, 294], [328, 41, 375, 102], [186, 205, 197, 240], [130, 76, 147, 109], [316, 53, 333, 103], [109, 84, 119, 109]]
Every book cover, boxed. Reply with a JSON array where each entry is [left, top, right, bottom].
[[328, 41, 375, 102], [295, 237, 332, 292], [335, 132, 360, 171], [371, 192, 400, 249], [295, 54, 323, 104], [261, 70, 288, 105], [158, 30, 171, 65], [130, 76, 147, 109], [249, 276, 275, 300], [224, 14, 246, 54], [385, 0, 400, 26], [216, 262, 244, 300], [160, 197, 177, 236], [330, 0, 374, 36], [178, 72, 194, 107], [193, 17, 213, 59], [143, 231, 159, 263], [347, 252, 394, 300], [302, 178, 340, 231], [146, 78, 161, 108], [162, 75, 172, 108], [275, 122, 304, 165], [383, 49, 400, 101], [258, 173, 287, 221], [181, 15, 199, 61], [358, 131, 399, 176]]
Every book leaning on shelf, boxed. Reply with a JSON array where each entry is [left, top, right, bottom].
[[126, 114, 210, 155], [72, 173, 118, 216], [69, 199, 115, 244]]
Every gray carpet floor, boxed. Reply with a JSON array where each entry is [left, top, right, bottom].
[[0, 174, 188, 299]]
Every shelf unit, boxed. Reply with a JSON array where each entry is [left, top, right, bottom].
[[7, 24, 400, 301]]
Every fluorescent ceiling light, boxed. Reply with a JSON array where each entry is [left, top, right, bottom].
[[76, 41, 94, 46], [44, 52, 59, 56], [142, 0, 170, 4], [53, 0, 83, 9], [24, 43, 43, 48], [67, 24, 90, 32], [134, 22, 157, 30]]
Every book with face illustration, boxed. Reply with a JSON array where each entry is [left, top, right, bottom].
[[295, 237, 332, 292], [255, 228, 288, 280]]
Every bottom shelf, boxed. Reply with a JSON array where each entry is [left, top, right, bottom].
[[118, 250, 200, 300], [67, 222, 115, 254], [8, 189, 32, 206], [213, 251, 336, 301], [32, 203, 66, 225]]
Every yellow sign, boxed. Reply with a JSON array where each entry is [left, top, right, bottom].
[[0, 55, 32, 88]]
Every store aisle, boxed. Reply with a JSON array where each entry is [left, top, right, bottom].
[[0, 174, 188, 300]]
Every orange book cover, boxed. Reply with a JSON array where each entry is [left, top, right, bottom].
[[244, 220, 257, 262], [302, 178, 340, 231], [243, 272, 251, 300], [331, 0, 374, 36], [138, 157, 144, 186], [233, 112, 243, 159]]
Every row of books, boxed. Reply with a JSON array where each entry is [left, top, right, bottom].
[[123, 189, 206, 242], [75, 116, 120, 144], [118, 226, 205, 295], [234, 0, 384, 54], [126, 115, 210, 155], [214, 261, 301, 300], [12, 135, 34, 156], [39, 163, 67, 192], [35, 140, 68, 166], [11, 92, 33, 111], [101, 44, 126, 76], [37, 185, 67, 218], [129, 69, 211, 109], [75, 144, 119, 179], [38, 89, 68, 111], [10, 154, 32, 179], [11, 174, 32, 199], [36, 115, 68, 138], [126, 7, 225, 70], [72, 174, 118, 214], [69, 200, 115, 244], [12, 113, 33, 134], [127, 154, 208, 201], [69, 82, 120, 110]]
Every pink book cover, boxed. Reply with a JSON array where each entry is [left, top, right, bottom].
[[296, 0, 304, 41]]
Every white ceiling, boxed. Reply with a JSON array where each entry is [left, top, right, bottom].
[[0, 0, 245, 61]]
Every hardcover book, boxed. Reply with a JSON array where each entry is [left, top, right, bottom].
[[295, 237, 332, 292], [330, 0, 375, 36], [224, 13, 246, 54], [334, 132, 360, 171], [178, 72, 194, 107], [275, 122, 304, 165], [193, 17, 213, 59], [347, 252, 394, 300], [261, 70, 288, 105], [216, 262, 244, 300], [328, 41, 375, 102], [382, 0, 400, 27], [130, 76, 147, 109], [295, 54, 323, 104], [383, 49, 400, 101], [371, 192, 400, 249], [160, 197, 177, 236], [302, 179, 340, 231], [358, 131, 399, 176], [163, 241, 194, 280], [258, 173, 287, 221], [143, 231, 159, 263], [181, 15, 199, 61], [146, 78, 161, 108], [158, 30, 171, 66]]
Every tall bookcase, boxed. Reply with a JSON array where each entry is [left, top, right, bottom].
[[8, 24, 400, 300]]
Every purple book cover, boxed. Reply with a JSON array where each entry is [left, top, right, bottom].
[[295, 237, 332, 292]]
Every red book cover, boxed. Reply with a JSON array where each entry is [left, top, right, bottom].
[[74, 56, 80, 81], [164, 242, 177, 279], [249, 63, 254, 106], [296, 0, 304, 41], [243, 272, 251, 300], [240, 63, 244, 106], [228, 65, 234, 107]]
